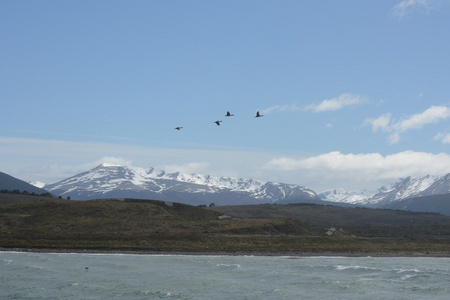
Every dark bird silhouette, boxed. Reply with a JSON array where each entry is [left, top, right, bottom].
[[214, 120, 222, 126], [175, 127, 183, 130], [225, 111, 234, 117], [255, 111, 263, 117]]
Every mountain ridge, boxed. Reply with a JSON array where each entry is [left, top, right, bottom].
[[44, 164, 320, 206], [4, 163, 450, 214]]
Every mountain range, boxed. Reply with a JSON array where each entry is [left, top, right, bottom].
[[2, 163, 450, 215], [318, 174, 450, 215], [44, 163, 320, 206], [319, 174, 450, 205]]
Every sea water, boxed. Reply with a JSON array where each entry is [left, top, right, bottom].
[[1, 252, 449, 300]]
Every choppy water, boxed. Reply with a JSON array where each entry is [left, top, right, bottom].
[[1, 252, 449, 299]]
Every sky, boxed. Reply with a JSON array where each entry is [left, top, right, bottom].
[[2, 0, 450, 192]]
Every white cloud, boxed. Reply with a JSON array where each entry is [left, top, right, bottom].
[[4, 136, 450, 192], [261, 104, 302, 114], [392, 0, 433, 19], [364, 105, 450, 144], [263, 151, 450, 190], [364, 113, 392, 132], [260, 93, 368, 115], [433, 132, 450, 143], [304, 93, 368, 113], [388, 132, 401, 145], [392, 105, 450, 133]]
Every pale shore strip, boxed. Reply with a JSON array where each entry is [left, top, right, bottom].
[[2, 247, 450, 257]]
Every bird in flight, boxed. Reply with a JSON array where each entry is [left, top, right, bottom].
[[214, 120, 222, 126], [255, 111, 263, 118], [225, 111, 234, 117], [175, 127, 183, 130]]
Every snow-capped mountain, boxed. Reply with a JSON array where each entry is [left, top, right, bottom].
[[45, 163, 320, 206], [368, 175, 438, 206], [319, 174, 449, 208], [416, 173, 450, 197]]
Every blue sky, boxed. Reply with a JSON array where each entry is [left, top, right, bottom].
[[2, 0, 450, 192]]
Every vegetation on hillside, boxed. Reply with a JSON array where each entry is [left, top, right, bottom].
[[210, 203, 450, 238], [1, 195, 450, 254]]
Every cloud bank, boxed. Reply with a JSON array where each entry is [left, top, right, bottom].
[[3, 136, 450, 192], [263, 150, 450, 189]]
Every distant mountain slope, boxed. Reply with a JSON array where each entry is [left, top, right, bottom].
[[0, 171, 50, 195], [45, 164, 320, 206], [369, 175, 438, 207], [381, 194, 450, 216], [417, 174, 450, 197]]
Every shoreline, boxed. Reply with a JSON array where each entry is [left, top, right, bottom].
[[2, 247, 450, 258]]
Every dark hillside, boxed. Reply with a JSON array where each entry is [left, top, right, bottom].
[[0, 197, 323, 252], [209, 203, 450, 226], [381, 194, 450, 216], [210, 203, 450, 238], [0, 171, 49, 195]]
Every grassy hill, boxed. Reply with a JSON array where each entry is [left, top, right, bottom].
[[1, 195, 450, 255]]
